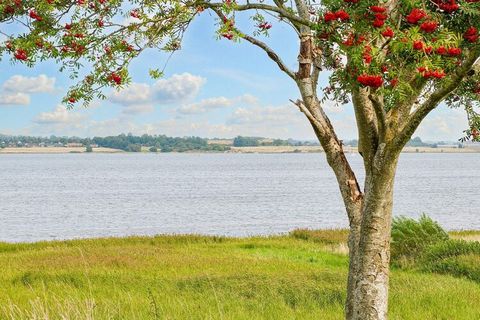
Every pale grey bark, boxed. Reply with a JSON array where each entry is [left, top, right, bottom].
[[352, 149, 399, 320]]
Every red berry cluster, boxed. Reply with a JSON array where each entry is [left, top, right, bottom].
[[369, 6, 387, 28], [464, 27, 479, 43], [381, 27, 394, 38], [419, 21, 438, 33], [221, 17, 235, 40], [107, 72, 122, 85], [2, 0, 22, 15], [413, 40, 424, 50], [28, 10, 42, 21], [363, 45, 372, 64], [357, 74, 383, 88], [417, 67, 446, 79], [324, 10, 350, 22], [14, 48, 28, 60], [406, 8, 427, 24], [258, 22, 272, 30], [433, 0, 459, 13], [342, 33, 366, 46], [130, 9, 140, 19]]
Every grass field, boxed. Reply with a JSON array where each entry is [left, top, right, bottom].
[[0, 231, 479, 319]]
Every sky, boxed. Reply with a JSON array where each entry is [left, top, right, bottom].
[[0, 11, 469, 141]]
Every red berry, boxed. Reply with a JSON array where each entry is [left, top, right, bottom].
[[222, 33, 233, 40], [258, 22, 272, 30], [464, 27, 479, 43], [374, 13, 388, 20], [447, 47, 462, 56], [381, 27, 394, 38], [439, 2, 459, 13], [29, 10, 42, 21], [14, 49, 28, 61], [130, 9, 140, 18], [370, 6, 386, 13], [357, 74, 383, 88], [420, 21, 438, 33], [335, 10, 350, 21], [406, 8, 426, 24], [108, 72, 122, 85], [436, 46, 447, 55], [372, 19, 385, 28], [324, 12, 336, 22], [413, 41, 424, 50]]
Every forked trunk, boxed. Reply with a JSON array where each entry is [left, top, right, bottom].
[[346, 153, 399, 320]]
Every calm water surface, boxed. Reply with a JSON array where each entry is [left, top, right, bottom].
[[0, 153, 478, 242]]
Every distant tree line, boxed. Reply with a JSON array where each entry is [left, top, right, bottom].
[[91, 134, 231, 152], [1, 134, 458, 151], [0, 133, 230, 152], [232, 136, 319, 147], [0, 134, 84, 147]]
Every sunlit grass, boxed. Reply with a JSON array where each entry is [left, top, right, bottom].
[[0, 233, 479, 319]]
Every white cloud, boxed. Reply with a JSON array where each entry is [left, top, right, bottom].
[[110, 83, 151, 106], [415, 107, 468, 141], [34, 105, 86, 124], [238, 94, 260, 106], [108, 73, 206, 115], [177, 97, 234, 114], [3, 74, 55, 93], [228, 105, 300, 125], [122, 104, 155, 115], [152, 73, 205, 103], [0, 74, 56, 107], [0, 93, 30, 105]]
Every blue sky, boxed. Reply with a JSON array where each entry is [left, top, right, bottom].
[[0, 11, 468, 141]]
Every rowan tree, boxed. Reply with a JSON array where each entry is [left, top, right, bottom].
[[1, 0, 479, 319]]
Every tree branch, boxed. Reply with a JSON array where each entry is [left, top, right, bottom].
[[210, 8, 295, 80], [199, 1, 315, 28], [394, 48, 480, 148], [242, 34, 296, 80], [351, 88, 379, 165], [368, 93, 386, 142]]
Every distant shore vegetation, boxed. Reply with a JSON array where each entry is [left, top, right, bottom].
[[0, 133, 470, 153]]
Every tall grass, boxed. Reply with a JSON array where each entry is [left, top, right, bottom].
[[391, 214, 449, 267], [0, 233, 479, 319]]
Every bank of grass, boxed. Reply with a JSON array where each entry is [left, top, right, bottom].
[[0, 232, 479, 319]]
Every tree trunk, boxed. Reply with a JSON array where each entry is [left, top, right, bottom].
[[347, 152, 399, 320], [345, 213, 361, 319]]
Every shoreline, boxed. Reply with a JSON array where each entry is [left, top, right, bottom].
[[1, 229, 479, 245], [1, 145, 479, 154]]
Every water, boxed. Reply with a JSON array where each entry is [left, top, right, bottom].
[[0, 153, 478, 242]]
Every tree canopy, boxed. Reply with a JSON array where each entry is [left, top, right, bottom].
[[1, 0, 479, 142], [1, 0, 479, 318]]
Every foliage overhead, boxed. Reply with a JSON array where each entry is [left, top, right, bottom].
[[0, 0, 479, 140]]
